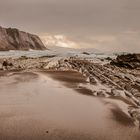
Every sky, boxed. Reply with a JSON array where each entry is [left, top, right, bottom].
[[0, 0, 140, 52]]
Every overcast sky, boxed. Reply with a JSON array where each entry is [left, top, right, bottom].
[[0, 0, 140, 52]]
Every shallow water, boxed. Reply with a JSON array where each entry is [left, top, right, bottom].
[[0, 71, 139, 140]]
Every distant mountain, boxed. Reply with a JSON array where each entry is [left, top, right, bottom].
[[0, 26, 46, 51]]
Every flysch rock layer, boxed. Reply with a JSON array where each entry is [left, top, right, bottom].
[[0, 55, 140, 127]]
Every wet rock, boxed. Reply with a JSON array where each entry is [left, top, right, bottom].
[[97, 91, 106, 97], [111, 54, 140, 69], [89, 75, 97, 84], [1, 60, 14, 70], [82, 52, 90, 55], [105, 57, 112, 61], [2, 60, 9, 67]]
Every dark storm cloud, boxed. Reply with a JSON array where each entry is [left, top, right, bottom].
[[0, 0, 140, 52]]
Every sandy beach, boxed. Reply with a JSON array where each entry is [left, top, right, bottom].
[[0, 70, 140, 140]]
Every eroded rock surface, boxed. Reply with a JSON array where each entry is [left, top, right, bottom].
[[0, 56, 140, 127], [111, 54, 140, 69], [45, 57, 140, 126]]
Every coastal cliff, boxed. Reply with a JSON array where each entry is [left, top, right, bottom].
[[0, 26, 46, 51]]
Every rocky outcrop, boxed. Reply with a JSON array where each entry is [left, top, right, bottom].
[[44, 57, 140, 125], [0, 26, 46, 51], [1, 56, 140, 126], [111, 54, 140, 69]]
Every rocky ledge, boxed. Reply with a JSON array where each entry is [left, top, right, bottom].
[[0, 55, 140, 127], [111, 53, 140, 69], [0, 26, 46, 51], [45, 56, 140, 127]]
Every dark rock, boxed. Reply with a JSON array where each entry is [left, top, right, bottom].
[[82, 52, 90, 55], [2, 60, 14, 70], [89, 75, 97, 84], [2, 60, 9, 67], [111, 54, 140, 69], [106, 57, 112, 61], [97, 91, 106, 97], [100, 59, 104, 62]]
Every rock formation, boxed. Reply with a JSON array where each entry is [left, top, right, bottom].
[[0, 26, 46, 51], [111, 54, 140, 69], [0, 56, 140, 126]]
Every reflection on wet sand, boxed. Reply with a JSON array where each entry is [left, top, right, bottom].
[[0, 70, 140, 140]]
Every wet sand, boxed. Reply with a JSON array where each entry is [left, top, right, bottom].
[[0, 70, 140, 140]]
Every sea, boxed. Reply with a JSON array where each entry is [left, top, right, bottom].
[[0, 50, 119, 59]]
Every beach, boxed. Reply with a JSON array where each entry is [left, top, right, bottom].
[[0, 70, 140, 140]]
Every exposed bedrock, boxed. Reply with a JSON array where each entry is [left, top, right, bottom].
[[0, 56, 140, 126], [46, 57, 140, 125], [111, 54, 140, 69]]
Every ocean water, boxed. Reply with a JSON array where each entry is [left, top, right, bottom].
[[0, 50, 55, 58], [0, 50, 117, 59]]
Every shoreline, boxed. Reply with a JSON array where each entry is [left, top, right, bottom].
[[0, 55, 140, 128]]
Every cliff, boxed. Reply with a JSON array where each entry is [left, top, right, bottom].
[[0, 26, 46, 51]]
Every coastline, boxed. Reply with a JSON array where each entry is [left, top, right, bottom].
[[0, 55, 140, 125], [0, 54, 140, 139]]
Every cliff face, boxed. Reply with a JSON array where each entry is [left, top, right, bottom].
[[0, 26, 46, 51]]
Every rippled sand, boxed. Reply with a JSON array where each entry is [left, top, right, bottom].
[[0, 70, 139, 140]]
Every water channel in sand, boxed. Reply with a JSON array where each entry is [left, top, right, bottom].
[[0, 71, 139, 140]]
